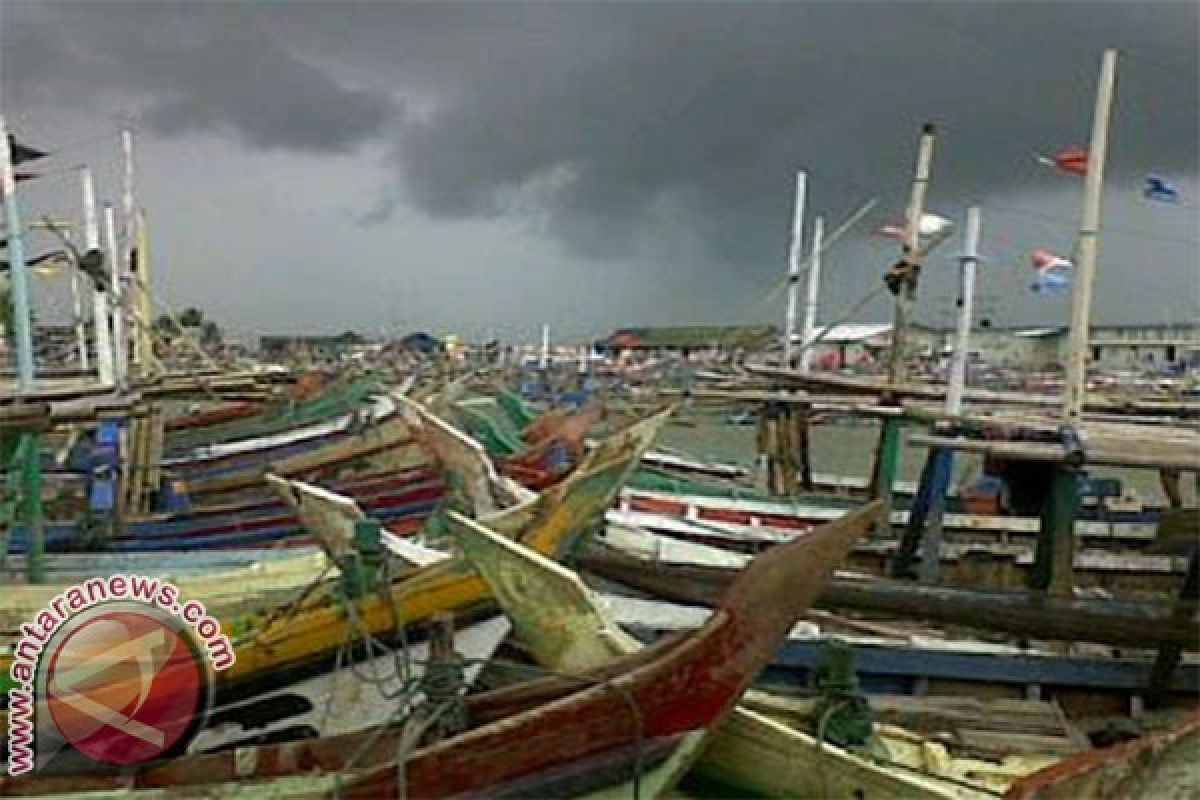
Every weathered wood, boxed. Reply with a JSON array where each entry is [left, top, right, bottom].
[[910, 428, 1200, 470], [5, 496, 877, 798], [743, 364, 1200, 417], [580, 548, 1200, 651], [1149, 550, 1200, 704], [1004, 711, 1200, 799]]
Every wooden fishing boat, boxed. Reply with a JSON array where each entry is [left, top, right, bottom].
[[596, 521, 1200, 651], [3, 493, 877, 797], [580, 545, 1200, 712], [619, 483, 1163, 552], [1004, 711, 1200, 799], [0, 549, 331, 633], [175, 411, 426, 500], [164, 374, 384, 455], [4, 464, 444, 553], [165, 400, 263, 432], [450, 509, 1055, 799], [0, 412, 661, 749]]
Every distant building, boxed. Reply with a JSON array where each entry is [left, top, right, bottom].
[[259, 332, 365, 360], [914, 323, 1199, 371], [601, 325, 777, 356], [1087, 324, 1200, 370], [914, 325, 1066, 368], [788, 324, 892, 369]]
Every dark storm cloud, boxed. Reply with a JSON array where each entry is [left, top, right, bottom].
[[2, 2, 394, 152], [380, 2, 1199, 264], [2, 1, 1196, 335]]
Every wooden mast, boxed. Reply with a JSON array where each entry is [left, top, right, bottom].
[[946, 207, 981, 417], [104, 202, 127, 387], [1062, 49, 1118, 423], [1036, 49, 1119, 598], [888, 123, 937, 387], [0, 116, 36, 392], [799, 215, 824, 374], [874, 124, 936, 539], [916, 206, 981, 583], [81, 166, 116, 386], [782, 170, 807, 367]]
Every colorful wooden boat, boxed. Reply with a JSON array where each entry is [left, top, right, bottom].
[[0, 549, 331, 634], [4, 464, 443, 553], [0, 412, 663, 750], [450, 508, 1053, 799], [2, 490, 875, 797], [165, 400, 262, 432], [164, 374, 384, 455], [580, 546, 1200, 711], [596, 520, 1199, 651]]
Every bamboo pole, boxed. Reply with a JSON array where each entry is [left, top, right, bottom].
[[134, 209, 155, 374], [56, 224, 91, 372], [888, 123, 937, 386], [104, 203, 127, 387], [81, 166, 116, 386], [799, 214, 823, 374], [1063, 49, 1117, 423], [947, 207, 981, 416], [875, 124, 936, 539], [121, 129, 141, 375], [782, 171, 807, 367], [1, 116, 36, 391]]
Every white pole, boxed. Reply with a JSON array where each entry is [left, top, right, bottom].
[[81, 167, 115, 386], [782, 171, 807, 367], [799, 214, 824, 373], [539, 324, 550, 370], [65, 229, 90, 372], [121, 129, 140, 373], [1063, 49, 1118, 423], [104, 203, 127, 387], [946, 206, 981, 416], [0, 116, 36, 391]]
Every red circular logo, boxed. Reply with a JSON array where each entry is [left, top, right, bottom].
[[44, 605, 207, 765]]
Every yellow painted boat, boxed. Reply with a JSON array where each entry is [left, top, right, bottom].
[[0, 550, 333, 635]]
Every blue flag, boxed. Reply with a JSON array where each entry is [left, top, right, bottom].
[[1143, 174, 1180, 203]]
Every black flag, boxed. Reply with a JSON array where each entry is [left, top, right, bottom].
[[8, 134, 47, 165]]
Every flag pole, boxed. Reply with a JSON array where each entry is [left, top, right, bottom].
[[1063, 49, 1118, 423]]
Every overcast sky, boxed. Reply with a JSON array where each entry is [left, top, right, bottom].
[[2, 1, 1196, 343]]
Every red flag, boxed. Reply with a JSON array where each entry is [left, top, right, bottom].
[[1035, 146, 1087, 176]]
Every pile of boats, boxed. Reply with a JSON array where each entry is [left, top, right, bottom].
[[0, 365, 1196, 798]]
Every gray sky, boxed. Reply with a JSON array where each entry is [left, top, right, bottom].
[[2, 1, 1196, 343]]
